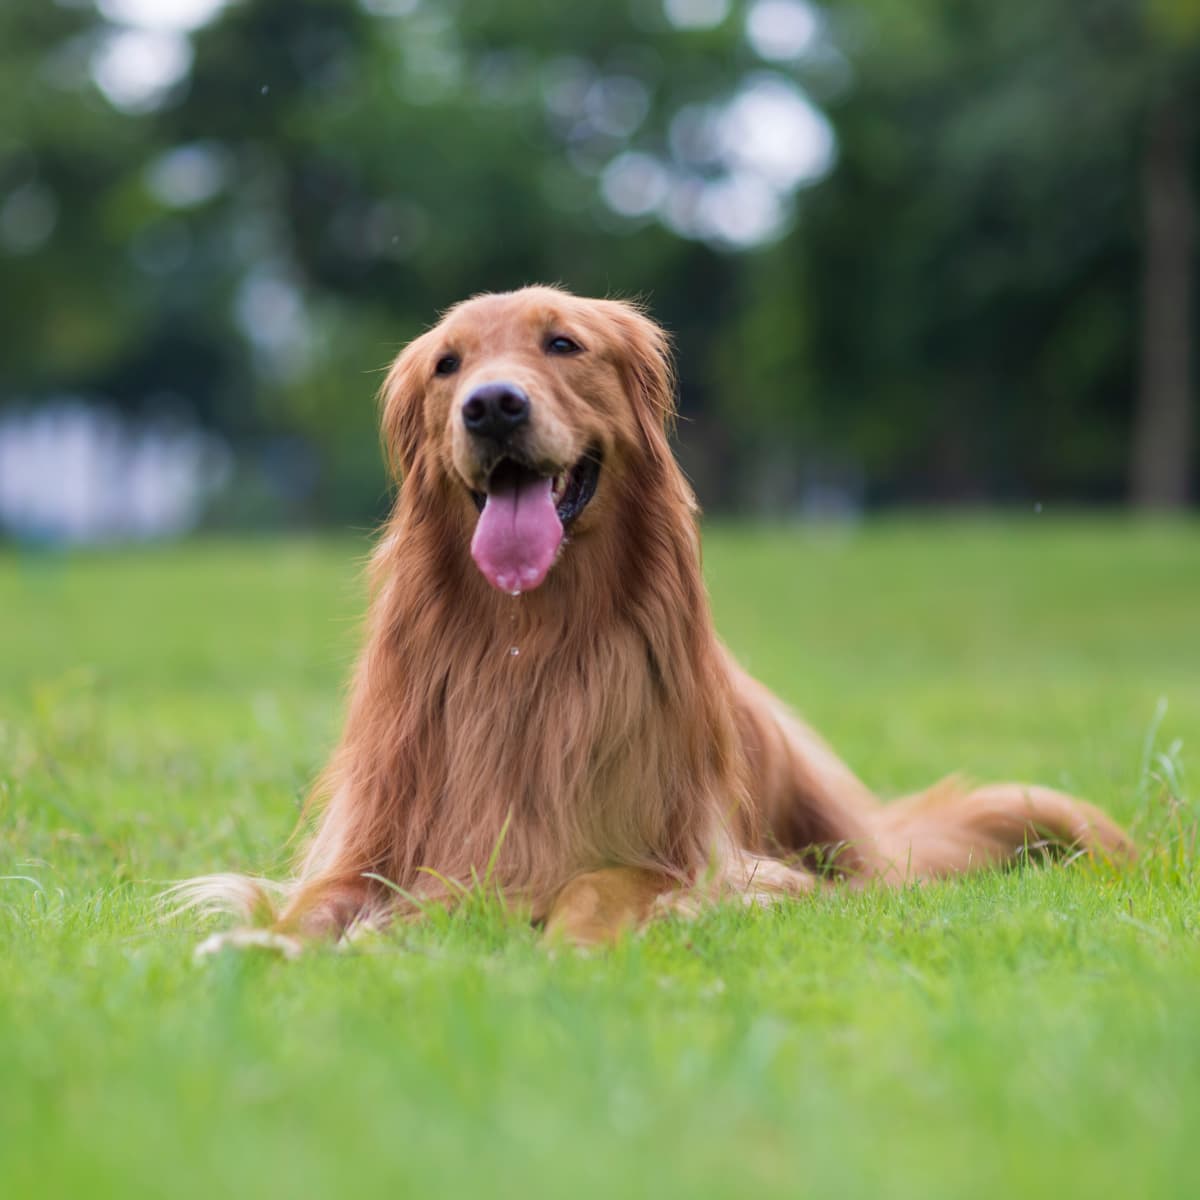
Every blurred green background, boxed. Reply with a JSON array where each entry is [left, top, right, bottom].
[[1, 0, 1197, 538], [4, 11, 1200, 1195]]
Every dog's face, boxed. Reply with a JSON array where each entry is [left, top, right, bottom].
[[382, 287, 674, 592]]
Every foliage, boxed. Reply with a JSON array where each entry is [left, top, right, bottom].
[[0, 0, 1196, 514]]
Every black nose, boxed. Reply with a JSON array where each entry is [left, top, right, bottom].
[[462, 382, 530, 442]]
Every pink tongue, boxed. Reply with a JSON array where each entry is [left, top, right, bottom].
[[471, 474, 563, 592]]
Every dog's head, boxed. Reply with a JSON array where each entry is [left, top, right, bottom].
[[380, 286, 677, 593]]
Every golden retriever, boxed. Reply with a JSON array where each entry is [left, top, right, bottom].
[[183, 285, 1132, 949]]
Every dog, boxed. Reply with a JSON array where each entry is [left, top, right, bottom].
[[181, 285, 1132, 950]]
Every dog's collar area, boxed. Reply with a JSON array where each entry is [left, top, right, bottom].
[[470, 450, 601, 526]]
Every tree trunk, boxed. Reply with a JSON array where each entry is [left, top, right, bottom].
[[1130, 97, 1195, 509]]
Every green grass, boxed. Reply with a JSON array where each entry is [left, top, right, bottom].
[[2, 517, 1198, 1200]]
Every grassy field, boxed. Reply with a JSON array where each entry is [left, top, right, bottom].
[[2, 518, 1198, 1199]]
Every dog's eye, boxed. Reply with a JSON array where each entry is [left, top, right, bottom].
[[546, 335, 582, 356], [434, 354, 460, 377]]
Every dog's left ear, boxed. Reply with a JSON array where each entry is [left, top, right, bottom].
[[378, 336, 429, 479], [599, 299, 678, 467]]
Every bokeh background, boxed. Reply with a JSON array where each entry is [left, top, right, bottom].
[[1, 0, 1197, 542]]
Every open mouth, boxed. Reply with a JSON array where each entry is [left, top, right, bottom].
[[468, 450, 601, 593], [470, 452, 600, 525]]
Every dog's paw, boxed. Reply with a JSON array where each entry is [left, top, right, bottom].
[[194, 928, 304, 961], [652, 888, 704, 920], [542, 867, 674, 948]]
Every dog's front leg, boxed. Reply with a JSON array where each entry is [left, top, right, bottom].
[[542, 867, 677, 947]]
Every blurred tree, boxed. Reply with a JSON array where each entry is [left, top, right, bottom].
[[807, 0, 1198, 504], [0, 0, 155, 393], [151, 0, 760, 514], [1130, 0, 1198, 508], [0, 0, 1196, 521]]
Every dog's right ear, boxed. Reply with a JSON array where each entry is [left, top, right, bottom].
[[378, 336, 429, 479]]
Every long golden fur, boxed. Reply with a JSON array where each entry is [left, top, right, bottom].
[[182, 286, 1132, 948]]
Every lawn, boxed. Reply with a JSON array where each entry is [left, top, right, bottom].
[[2, 517, 1198, 1200]]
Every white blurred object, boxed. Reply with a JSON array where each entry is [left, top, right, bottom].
[[716, 75, 835, 193], [604, 73, 836, 250], [98, 0, 229, 32], [0, 403, 231, 544], [91, 28, 194, 113], [745, 0, 821, 62], [663, 0, 731, 31]]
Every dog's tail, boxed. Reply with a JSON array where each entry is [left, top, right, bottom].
[[868, 776, 1134, 882]]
